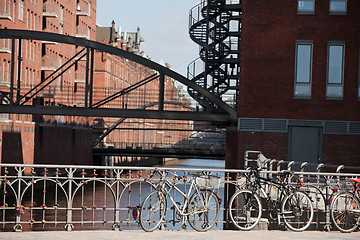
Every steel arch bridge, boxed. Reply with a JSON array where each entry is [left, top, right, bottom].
[[0, 29, 237, 124]]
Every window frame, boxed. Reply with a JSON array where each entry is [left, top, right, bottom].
[[329, 0, 347, 15], [326, 42, 345, 100], [294, 41, 313, 99], [18, 0, 24, 21], [297, 0, 315, 15]]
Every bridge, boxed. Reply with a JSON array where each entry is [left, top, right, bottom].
[[93, 131, 226, 160], [0, 29, 237, 123], [0, 0, 242, 165]]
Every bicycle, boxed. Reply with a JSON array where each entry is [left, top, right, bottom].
[[228, 168, 314, 231], [330, 178, 360, 232], [139, 169, 221, 232]]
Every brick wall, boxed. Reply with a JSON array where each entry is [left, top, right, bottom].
[[239, 0, 360, 121], [230, 0, 360, 169]]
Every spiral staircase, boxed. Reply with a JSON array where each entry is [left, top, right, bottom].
[[187, 0, 241, 111]]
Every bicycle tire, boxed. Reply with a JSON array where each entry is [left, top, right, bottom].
[[139, 190, 167, 232], [282, 191, 314, 231], [228, 189, 262, 231], [330, 191, 360, 233], [187, 189, 220, 232]]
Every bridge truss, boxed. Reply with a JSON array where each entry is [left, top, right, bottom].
[[0, 29, 237, 124]]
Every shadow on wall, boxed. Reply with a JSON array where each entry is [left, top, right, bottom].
[[1, 132, 23, 164], [33, 125, 93, 166]]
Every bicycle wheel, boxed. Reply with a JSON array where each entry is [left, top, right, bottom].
[[282, 191, 314, 231], [228, 189, 262, 231], [188, 189, 220, 232], [139, 190, 167, 232], [330, 191, 360, 233]]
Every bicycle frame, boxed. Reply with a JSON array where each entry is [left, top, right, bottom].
[[157, 175, 203, 218], [247, 171, 296, 221]]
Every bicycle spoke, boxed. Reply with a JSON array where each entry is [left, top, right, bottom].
[[188, 190, 220, 232], [228, 190, 262, 231], [139, 191, 166, 232], [331, 192, 360, 233], [282, 191, 313, 231]]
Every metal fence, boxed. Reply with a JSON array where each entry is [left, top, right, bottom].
[[0, 154, 359, 232]]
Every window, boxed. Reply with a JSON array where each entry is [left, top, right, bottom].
[[326, 43, 345, 99], [298, 0, 315, 14], [329, 0, 347, 14], [18, 0, 24, 21], [294, 42, 313, 98]]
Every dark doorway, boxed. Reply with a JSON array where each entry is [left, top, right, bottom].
[[288, 126, 322, 171]]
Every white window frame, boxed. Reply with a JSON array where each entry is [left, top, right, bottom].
[[326, 42, 345, 99], [329, 0, 347, 15], [297, 0, 315, 14], [18, 0, 24, 21], [294, 41, 313, 99]]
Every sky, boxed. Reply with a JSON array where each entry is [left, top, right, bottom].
[[96, 0, 201, 77]]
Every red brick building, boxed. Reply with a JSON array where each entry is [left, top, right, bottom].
[[94, 22, 192, 160], [232, 0, 360, 169], [0, 1, 192, 166], [0, 0, 97, 165]]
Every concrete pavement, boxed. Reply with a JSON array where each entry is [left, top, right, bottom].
[[0, 230, 359, 240]]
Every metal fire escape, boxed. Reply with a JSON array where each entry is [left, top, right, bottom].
[[188, 0, 241, 111]]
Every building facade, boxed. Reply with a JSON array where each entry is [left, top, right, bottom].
[[232, 0, 360, 169], [0, 1, 192, 166], [0, 0, 97, 166], [94, 22, 192, 164]]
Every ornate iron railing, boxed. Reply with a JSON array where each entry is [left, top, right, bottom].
[[0, 159, 359, 232]]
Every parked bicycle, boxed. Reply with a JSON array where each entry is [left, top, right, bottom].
[[330, 178, 360, 232], [228, 168, 314, 231], [139, 169, 221, 232]]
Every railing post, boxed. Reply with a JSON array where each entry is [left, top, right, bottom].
[[336, 165, 344, 174], [277, 160, 284, 171], [65, 168, 75, 231], [244, 150, 249, 169], [287, 161, 295, 171], [112, 169, 122, 231], [13, 167, 25, 232], [300, 162, 308, 181], [268, 159, 276, 180], [316, 163, 324, 182]]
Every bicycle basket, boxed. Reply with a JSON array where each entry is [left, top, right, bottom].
[[195, 175, 221, 189]]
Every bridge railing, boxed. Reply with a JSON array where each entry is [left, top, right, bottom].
[[100, 141, 225, 151], [0, 161, 359, 232]]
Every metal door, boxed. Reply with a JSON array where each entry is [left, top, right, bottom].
[[288, 126, 322, 170]]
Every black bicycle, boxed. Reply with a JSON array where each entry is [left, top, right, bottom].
[[228, 168, 314, 231]]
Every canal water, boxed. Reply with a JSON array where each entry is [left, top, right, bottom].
[[161, 158, 225, 170], [2, 159, 225, 232]]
